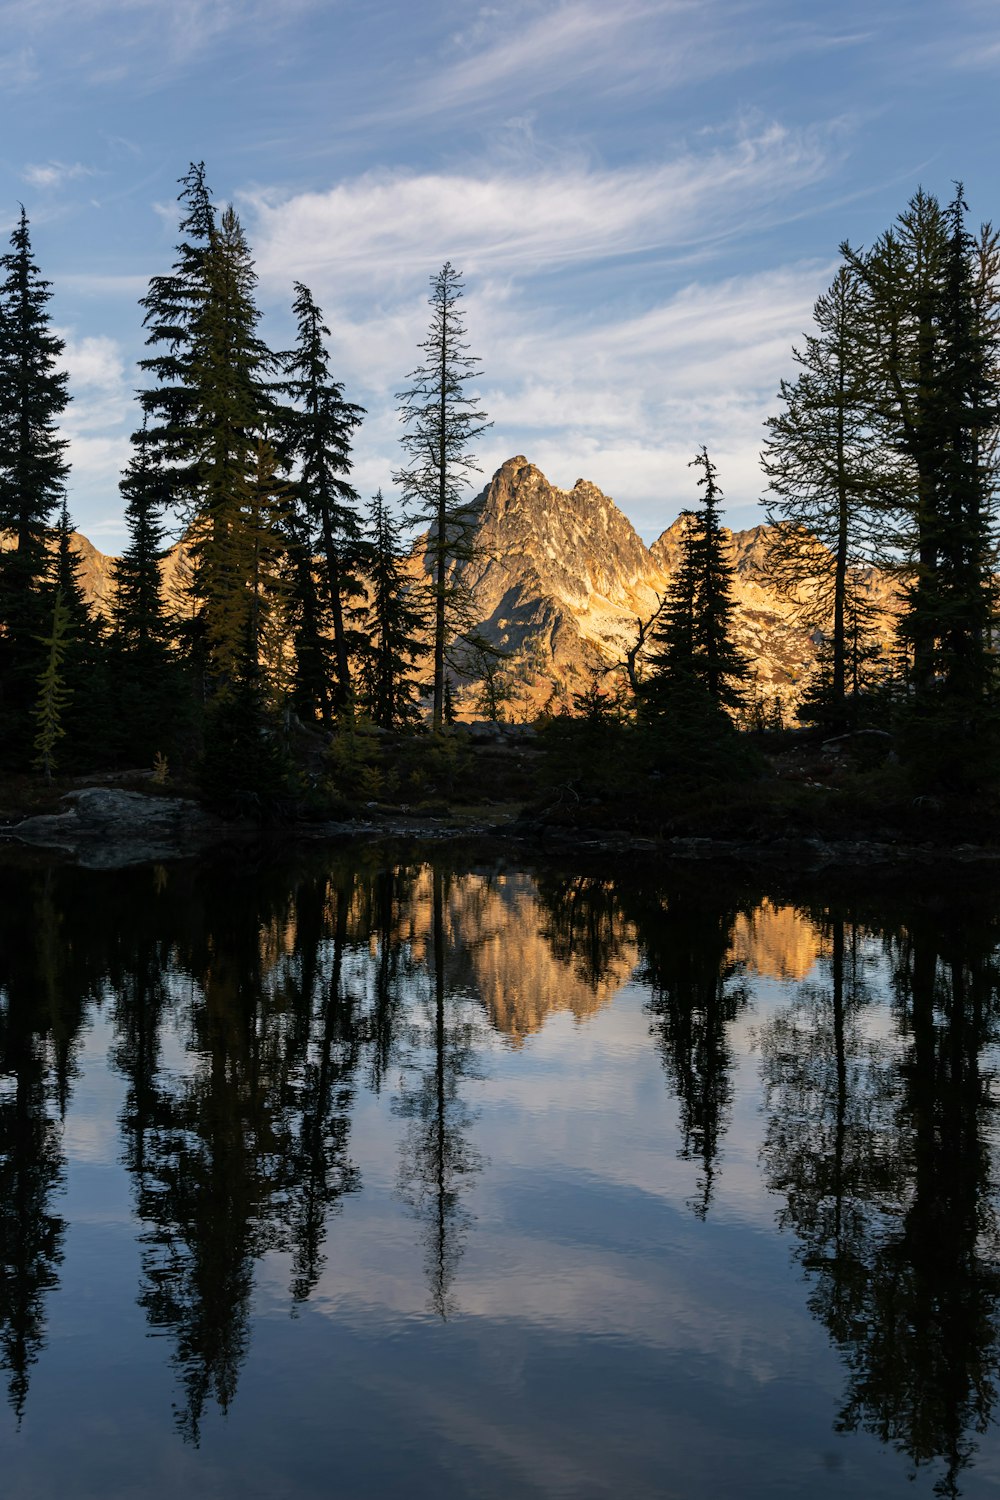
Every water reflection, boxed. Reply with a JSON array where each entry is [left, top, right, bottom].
[[760, 905, 1000, 1497], [0, 852, 998, 1496]]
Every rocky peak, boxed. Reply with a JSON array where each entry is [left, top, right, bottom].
[[469, 457, 655, 611]]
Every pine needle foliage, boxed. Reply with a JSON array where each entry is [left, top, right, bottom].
[[186, 205, 276, 690], [137, 162, 216, 504], [844, 186, 1000, 781]]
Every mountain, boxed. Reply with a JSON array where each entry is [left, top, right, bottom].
[[429, 456, 898, 716], [48, 454, 899, 717]]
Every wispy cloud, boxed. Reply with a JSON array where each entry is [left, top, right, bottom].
[[360, 0, 873, 131], [22, 160, 95, 191], [275, 253, 828, 537], [246, 120, 837, 295], [360, 0, 722, 127], [0, 0, 324, 85]]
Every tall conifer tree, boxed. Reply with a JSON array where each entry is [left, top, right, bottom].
[[395, 263, 491, 730], [358, 490, 424, 729], [645, 449, 746, 717], [111, 429, 179, 762], [0, 209, 70, 756], [279, 282, 365, 715], [761, 265, 883, 729], [844, 186, 1000, 775], [186, 204, 275, 690], [137, 162, 216, 506]]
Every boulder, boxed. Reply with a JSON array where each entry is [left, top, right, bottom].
[[9, 787, 221, 868]]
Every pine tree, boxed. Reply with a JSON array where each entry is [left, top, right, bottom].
[[186, 204, 276, 691], [844, 187, 1000, 777], [278, 282, 365, 716], [112, 429, 171, 654], [690, 450, 746, 710], [358, 489, 424, 730], [0, 209, 70, 758], [643, 510, 700, 705], [51, 500, 111, 769], [110, 428, 180, 763], [395, 263, 491, 730], [32, 590, 70, 781], [645, 450, 747, 719], [137, 162, 216, 506], [761, 265, 884, 729]]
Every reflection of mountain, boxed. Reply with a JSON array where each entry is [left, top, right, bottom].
[[730, 900, 823, 982], [395, 870, 638, 1044]]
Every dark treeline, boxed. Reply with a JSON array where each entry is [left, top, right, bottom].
[[2, 172, 999, 807], [0, 166, 470, 801], [1, 852, 999, 1492]]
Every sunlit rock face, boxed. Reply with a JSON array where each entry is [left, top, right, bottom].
[[61, 453, 899, 715], [435, 458, 899, 714], [0, 529, 117, 617]]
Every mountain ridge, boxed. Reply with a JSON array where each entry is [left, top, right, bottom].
[[41, 454, 900, 717]]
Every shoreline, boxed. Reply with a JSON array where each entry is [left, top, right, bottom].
[[2, 784, 998, 873]]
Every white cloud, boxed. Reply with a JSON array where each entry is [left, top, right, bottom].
[[22, 159, 94, 191], [53, 332, 132, 522], [363, 0, 873, 131], [0, 0, 324, 85], [57, 332, 126, 391], [280, 255, 827, 541], [245, 122, 835, 295]]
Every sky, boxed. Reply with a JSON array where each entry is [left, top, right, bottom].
[[1, 0, 998, 553]]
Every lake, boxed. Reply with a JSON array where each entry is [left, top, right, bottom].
[[1, 846, 999, 1499]]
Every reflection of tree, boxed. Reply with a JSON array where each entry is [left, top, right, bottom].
[[762, 909, 1000, 1498], [536, 875, 632, 990], [120, 868, 364, 1442], [0, 1014, 66, 1423], [396, 869, 482, 1319], [281, 877, 361, 1306], [0, 870, 90, 1423], [360, 866, 415, 1096], [634, 889, 750, 1218], [135, 969, 287, 1442]]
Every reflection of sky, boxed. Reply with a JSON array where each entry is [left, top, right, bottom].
[[1, 895, 993, 1499]]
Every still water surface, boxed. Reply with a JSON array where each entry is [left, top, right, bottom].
[[1, 849, 999, 1499]]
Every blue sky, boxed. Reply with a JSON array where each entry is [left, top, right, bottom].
[[1, 0, 997, 551]]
